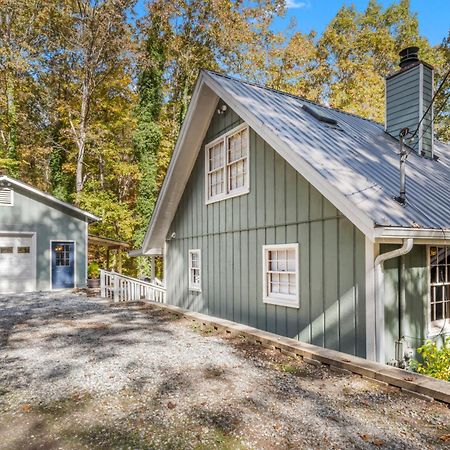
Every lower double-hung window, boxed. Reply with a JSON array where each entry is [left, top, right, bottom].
[[189, 249, 201, 291], [263, 243, 299, 308], [429, 246, 450, 325], [206, 123, 249, 203]]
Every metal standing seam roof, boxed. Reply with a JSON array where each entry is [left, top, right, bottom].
[[205, 70, 450, 230]]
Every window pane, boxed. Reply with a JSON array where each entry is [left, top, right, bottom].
[[228, 159, 247, 191], [17, 246, 30, 254], [209, 169, 224, 197], [228, 128, 248, 163], [189, 250, 201, 289], [190, 252, 199, 269], [266, 246, 298, 300], [227, 127, 248, 193], [279, 273, 289, 294], [0, 247, 13, 254], [429, 246, 450, 322], [209, 142, 224, 171], [55, 244, 70, 267]]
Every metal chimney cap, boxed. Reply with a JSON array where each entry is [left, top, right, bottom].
[[399, 46, 419, 68]]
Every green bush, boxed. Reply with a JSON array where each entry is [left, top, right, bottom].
[[87, 261, 100, 279], [414, 337, 450, 381]]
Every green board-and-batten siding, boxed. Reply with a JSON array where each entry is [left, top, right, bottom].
[[382, 244, 428, 362], [0, 186, 88, 290], [165, 101, 367, 358]]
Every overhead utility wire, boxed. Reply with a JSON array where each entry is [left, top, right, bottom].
[[406, 67, 450, 156], [408, 67, 450, 142], [409, 89, 450, 154]]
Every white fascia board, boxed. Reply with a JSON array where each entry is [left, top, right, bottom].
[[203, 72, 376, 241], [374, 226, 450, 242], [0, 176, 100, 222], [141, 75, 218, 252], [129, 247, 163, 257]]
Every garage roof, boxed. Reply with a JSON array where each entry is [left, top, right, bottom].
[[0, 175, 100, 222]]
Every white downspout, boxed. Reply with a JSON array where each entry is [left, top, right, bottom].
[[374, 238, 414, 363]]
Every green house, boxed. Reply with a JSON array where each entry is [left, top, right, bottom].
[[135, 48, 450, 365], [0, 176, 98, 293]]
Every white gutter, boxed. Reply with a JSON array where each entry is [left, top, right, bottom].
[[374, 238, 413, 363], [374, 227, 450, 240]]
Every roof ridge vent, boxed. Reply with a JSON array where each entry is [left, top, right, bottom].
[[302, 104, 338, 126]]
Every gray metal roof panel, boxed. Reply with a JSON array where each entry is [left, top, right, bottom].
[[206, 71, 450, 230]]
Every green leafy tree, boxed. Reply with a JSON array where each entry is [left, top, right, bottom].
[[318, 0, 444, 122], [435, 30, 450, 143], [133, 21, 165, 276], [0, 0, 51, 177]]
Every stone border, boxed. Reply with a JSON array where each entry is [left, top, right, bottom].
[[138, 301, 450, 405]]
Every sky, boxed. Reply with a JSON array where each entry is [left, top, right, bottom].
[[134, 0, 449, 46]]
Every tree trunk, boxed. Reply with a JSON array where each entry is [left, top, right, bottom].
[[5, 73, 18, 177], [75, 73, 89, 202]]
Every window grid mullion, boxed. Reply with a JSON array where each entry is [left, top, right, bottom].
[[430, 246, 450, 323]]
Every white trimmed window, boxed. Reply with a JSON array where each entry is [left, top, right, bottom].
[[0, 187, 13, 206], [263, 243, 299, 308], [189, 249, 201, 291], [429, 246, 450, 325], [205, 123, 249, 203]]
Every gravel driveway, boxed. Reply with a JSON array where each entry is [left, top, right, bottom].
[[0, 291, 449, 449]]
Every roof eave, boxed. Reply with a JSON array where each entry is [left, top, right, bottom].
[[374, 226, 450, 242], [141, 72, 219, 252], [129, 247, 163, 257], [0, 175, 100, 222]]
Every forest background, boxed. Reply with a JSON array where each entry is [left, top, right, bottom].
[[1, 0, 449, 275]]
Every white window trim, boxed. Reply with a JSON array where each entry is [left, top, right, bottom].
[[427, 245, 450, 337], [0, 187, 14, 207], [262, 243, 300, 309], [188, 249, 201, 292], [205, 123, 250, 205]]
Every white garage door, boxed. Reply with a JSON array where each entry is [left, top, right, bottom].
[[0, 235, 35, 293]]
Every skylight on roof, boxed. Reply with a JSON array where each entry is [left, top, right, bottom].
[[302, 104, 339, 126]]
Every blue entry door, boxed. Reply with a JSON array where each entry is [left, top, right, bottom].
[[51, 242, 75, 289]]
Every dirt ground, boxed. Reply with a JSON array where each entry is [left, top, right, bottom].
[[0, 291, 449, 449]]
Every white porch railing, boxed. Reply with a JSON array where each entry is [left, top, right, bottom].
[[100, 269, 166, 303]]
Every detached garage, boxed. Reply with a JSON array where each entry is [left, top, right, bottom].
[[0, 175, 99, 293]]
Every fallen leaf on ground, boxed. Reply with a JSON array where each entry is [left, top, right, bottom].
[[21, 404, 31, 413]]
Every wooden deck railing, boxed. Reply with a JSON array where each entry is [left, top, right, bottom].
[[100, 269, 166, 303]]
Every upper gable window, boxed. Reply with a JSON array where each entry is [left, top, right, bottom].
[[205, 123, 249, 204], [0, 187, 13, 206]]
